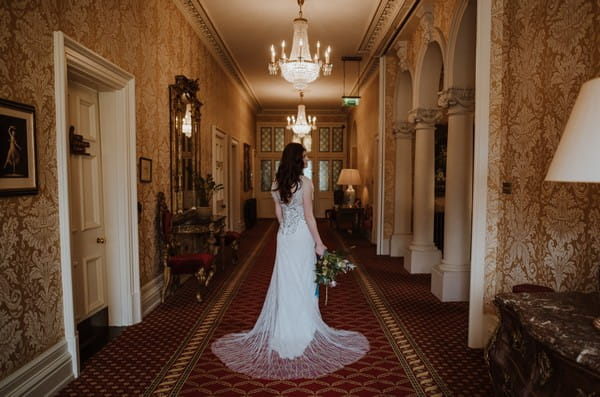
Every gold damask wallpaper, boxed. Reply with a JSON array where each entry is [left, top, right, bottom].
[[485, 0, 600, 306], [346, 74, 379, 210], [0, 0, 255, 378]]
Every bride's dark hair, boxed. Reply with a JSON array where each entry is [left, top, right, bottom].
[[275, 142, 305, 204]]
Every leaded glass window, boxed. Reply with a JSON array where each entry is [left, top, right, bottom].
[[332, 159, 343, 190], [304, 160, 313, 180], [274, 127, 285, 152], [260, 127, 272, 152], [319, 160, 329, 191], [260, 160, 272, 191], [319, 127, 330, 152], [332, 127, 344, 152]]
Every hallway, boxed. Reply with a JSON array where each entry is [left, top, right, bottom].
[[58, 221, 491, 396]]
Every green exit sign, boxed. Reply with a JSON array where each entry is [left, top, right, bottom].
[[342, 96, 361, 107]]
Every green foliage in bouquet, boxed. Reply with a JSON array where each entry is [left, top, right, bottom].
[[315, 250, 356, 304], [195, 173, 224, 207]]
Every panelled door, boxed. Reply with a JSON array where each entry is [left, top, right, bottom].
[[68, 81, 108, 323], [256, 123, 345, 218], [212, 127, 227, 217], [313, 126, 345, 217]]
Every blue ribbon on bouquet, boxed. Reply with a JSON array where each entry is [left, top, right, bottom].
[[314, 250, 328, 297]]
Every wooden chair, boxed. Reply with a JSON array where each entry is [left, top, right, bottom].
[[157, 192, 215, 303], [222, 231, 241, 265]]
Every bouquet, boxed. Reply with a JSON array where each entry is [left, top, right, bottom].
[[315, 250, 356, 305]]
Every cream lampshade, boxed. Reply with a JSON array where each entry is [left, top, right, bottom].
[[546, 77, 600, 182], [337, 168, 361, 206], [545, 77, 600, 331]]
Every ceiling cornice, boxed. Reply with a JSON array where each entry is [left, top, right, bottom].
[[174, 0, 261, 110], [354, 0, 419, 94]]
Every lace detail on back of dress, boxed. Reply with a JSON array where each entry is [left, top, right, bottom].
[[272, 179, 305, 235]]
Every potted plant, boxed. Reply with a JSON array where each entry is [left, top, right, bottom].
[[195, 173, 224, 218]]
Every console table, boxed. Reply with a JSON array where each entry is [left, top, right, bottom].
[[172, 212, 226, 267], [486, 292, 600, 396], [330, 207, 364, 235]]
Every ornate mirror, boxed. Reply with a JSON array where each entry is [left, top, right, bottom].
[[169, 75, 202, 212]]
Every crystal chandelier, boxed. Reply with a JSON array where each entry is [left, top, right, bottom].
[[287, 92, 316, 138], [268, 0, 332, 90]]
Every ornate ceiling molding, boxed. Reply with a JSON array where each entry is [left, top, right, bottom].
[[356, 0, 418, 95], [174, 0, 260, 109]]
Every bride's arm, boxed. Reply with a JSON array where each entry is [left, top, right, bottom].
[[302, 177, 327, 255], [274, 200, 283, 224]]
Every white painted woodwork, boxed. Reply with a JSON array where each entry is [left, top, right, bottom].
[[55, 31, 141, 377], [68, 81, 108, 323], [212, 126, 228, 218], [229, 137, 242, 231]]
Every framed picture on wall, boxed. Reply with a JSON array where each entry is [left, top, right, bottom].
[[243, 143, 252, 191], [139, 157, 152, 183], [0, 98, 38, 196]]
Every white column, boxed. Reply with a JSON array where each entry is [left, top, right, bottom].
[[431, 88, 475, 301], [390, 122, 414, 257], [405, 108, 442, 273]]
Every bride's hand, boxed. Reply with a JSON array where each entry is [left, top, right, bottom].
[[316, 243, 327, 256]]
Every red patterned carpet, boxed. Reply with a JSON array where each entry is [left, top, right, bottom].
[[334, 231, 493, 396], [59, 220, 492, 396], [58, 220, 274, 397]]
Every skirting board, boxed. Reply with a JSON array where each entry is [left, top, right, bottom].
[[141, 274, 164, 318], [0, 339, 73, 397]]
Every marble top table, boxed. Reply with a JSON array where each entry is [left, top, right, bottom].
[[495, 292, 600, 374]]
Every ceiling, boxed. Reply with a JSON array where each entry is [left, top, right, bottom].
[[178, 0, 420, 112]]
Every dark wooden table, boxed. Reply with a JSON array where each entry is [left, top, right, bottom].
[[330, 207, 364, 235], [486, 292, 600, 396]]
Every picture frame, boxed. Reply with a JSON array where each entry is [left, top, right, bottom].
[[139, 157, 152, 183], [0, 98, 37, 195], [243, 143, 252, 191]]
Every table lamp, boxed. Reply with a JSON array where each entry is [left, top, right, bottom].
[[337, 168, 361, 207], [545, 77, 600, 331]]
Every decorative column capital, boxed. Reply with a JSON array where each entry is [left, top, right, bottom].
[[418, 7, 434, 44], [395, 41, 409, 72], [438, 88, 475, 111], [393, 121, 415, 138], [408, 108, 443, 126]]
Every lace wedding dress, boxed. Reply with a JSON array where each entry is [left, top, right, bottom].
[[211, 176, 369, 379]]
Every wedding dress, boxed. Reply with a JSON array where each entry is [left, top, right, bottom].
[[211, 176, 369, 379]]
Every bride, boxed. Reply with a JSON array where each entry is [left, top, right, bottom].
[[211, 142, 369, 379]]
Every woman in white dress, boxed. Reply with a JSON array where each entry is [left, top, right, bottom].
[[212, 143, 369, 379]]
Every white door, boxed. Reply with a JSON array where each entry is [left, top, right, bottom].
[[68, 81, 108, 323], [229, 138, 241, 231], [213, 127, 227, 217]]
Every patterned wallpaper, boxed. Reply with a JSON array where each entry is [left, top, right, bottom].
[[347, 74, 379, 209], [383, 55, 398, 240], [485, 0, 600, 306], [0, 0, 255, 378]]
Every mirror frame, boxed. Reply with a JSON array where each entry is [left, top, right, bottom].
[[169, 75, 202, 213]]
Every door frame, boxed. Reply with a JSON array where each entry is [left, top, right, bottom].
[[212, 126, 228, 218], [229, 137, 241, 231], [54, 31, 141, 376]]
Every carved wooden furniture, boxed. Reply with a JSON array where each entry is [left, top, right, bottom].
[[157, 192, 215, 303], [223, 231, 241, 265], [171, 212, 226, 270], [486, 292, 600, 396]]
